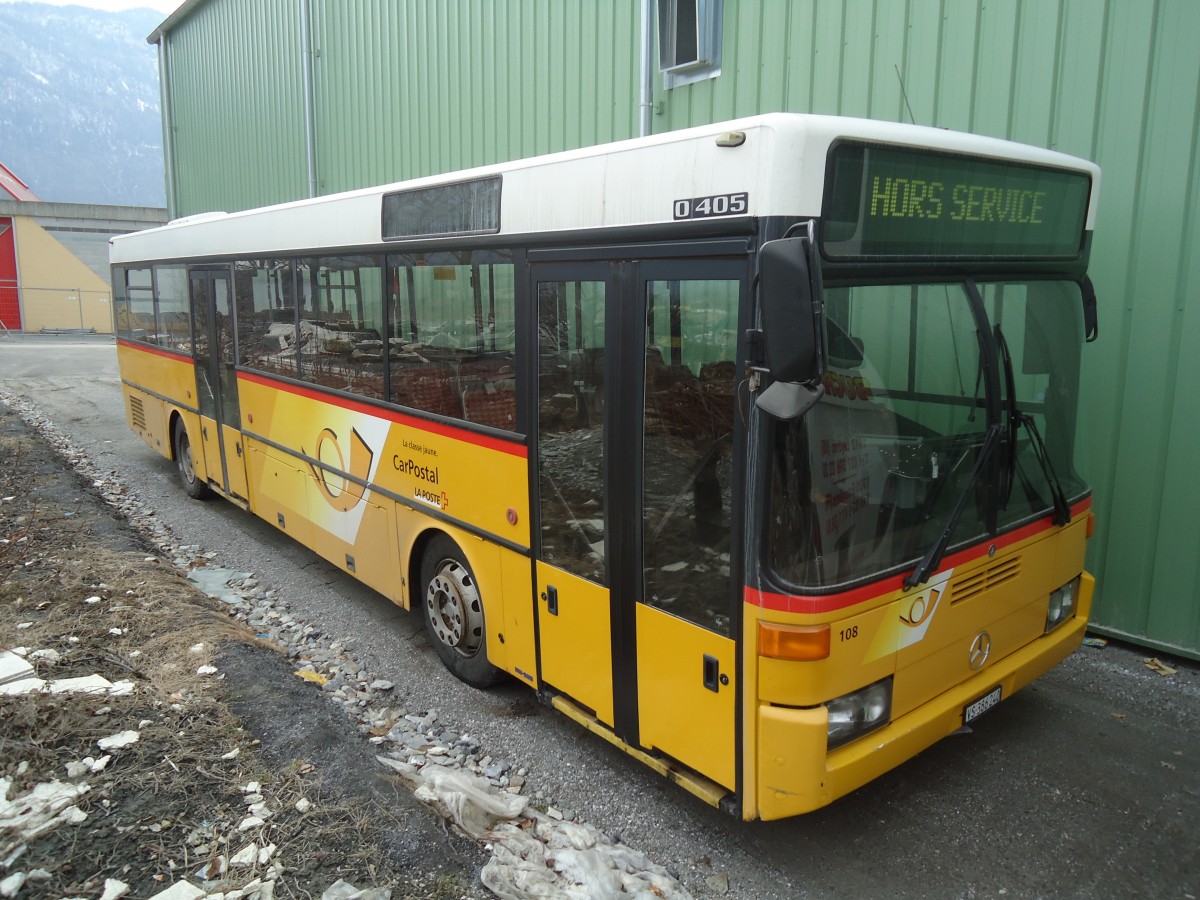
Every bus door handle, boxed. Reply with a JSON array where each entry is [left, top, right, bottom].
[[703, 654, 721, 693], [541, 585, 559, 616]]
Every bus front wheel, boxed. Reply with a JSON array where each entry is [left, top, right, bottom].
[[173, 418, 211, 500], [419, 536, 503, 688]]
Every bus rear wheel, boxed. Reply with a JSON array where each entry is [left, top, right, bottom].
[[419, 536, 503, 688], [173, 417, 211, 500]]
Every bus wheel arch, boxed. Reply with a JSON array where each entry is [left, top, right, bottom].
[[415, 532, 503, 688], [170, 413, 211, 500]]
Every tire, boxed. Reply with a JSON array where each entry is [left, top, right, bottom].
[[419, 535, 503, 688], [173, 417, 212, 500]]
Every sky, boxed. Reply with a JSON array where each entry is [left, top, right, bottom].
[[0, 0, 182, 13]]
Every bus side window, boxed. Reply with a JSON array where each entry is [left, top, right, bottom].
[[117, 267, 155, 343], [386, 252, 517, 428], [642, 278, 739, 636], [537, 278, 608, 584], [294, 256, 385, 401], [235, 260, 299, 378], [154, 266, 190, 352]]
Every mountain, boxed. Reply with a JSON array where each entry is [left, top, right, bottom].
[[0, 3, 166, 207]]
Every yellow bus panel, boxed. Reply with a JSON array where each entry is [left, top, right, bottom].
[[636, 604, 737, 790]]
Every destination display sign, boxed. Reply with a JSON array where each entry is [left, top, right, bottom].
[[820, 141, 1091, 261]]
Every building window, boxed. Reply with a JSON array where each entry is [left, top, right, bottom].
[[657, 0, 723, 89]]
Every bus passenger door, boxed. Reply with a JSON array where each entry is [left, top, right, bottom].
[[632, 261, 741, 791], [190, 268, 250, 501], [532, 258, 742, 791], [532, 265, 615, 726]]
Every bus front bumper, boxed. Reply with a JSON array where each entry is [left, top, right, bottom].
[[754, 608, 1089, 820]]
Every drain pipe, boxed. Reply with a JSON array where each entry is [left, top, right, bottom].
[[300, 0, 318, 198], [639, 0, 654, 137], [156, 35, 177, 218]]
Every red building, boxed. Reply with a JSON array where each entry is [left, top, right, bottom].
[[0, 162, 38, 332]]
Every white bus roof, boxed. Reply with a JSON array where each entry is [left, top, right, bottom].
[[110, 113, 1100, 264]]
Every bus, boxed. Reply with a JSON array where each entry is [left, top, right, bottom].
[[110, 114, 1100, 821]]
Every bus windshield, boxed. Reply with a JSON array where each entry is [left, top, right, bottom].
[[767, 278, 1087, 589]]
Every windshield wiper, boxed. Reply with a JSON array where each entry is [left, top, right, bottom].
[[904, 423, 1001, 589], [994, 324, 1019, 505], [995, 323, 1071, 527], [1015, 412, 1072, 526]]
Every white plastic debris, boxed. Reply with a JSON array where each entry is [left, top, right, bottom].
[[294, 798, 312, 814], [221, 748, 241, 760], [0, 650, 34, 685], [49, 675, 116, 695], [84, 596, 102, 604], [0, 777, 90, 849], [186, 568, 253, 598], [195, 855, 227, 881], [230, 843, 258, 867], [100, 877, 130, 900], [189, 643, 206, 654], [0, 677, 47, 696], [196, 665, 218, 676], [0, 872, 26, 897], [376, 756, 526, 841], [65, 756, 112, 778], [373, 755, 693, 899], [148, 881, 206, 900], [27, 648, 60, 664], [97, 730, 139, 751], [237, 815, 264, 832], [320, 880, 390, 900]]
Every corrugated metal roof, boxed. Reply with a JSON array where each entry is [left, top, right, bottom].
[[0, 162, 40, 202], [145, 0, 207, 44]]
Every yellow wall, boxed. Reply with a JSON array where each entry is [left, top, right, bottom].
[[13, 216, 113, 333]]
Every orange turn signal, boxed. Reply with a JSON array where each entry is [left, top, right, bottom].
[[1086, 512, 1096, 539], [758, 622, 831, 661]]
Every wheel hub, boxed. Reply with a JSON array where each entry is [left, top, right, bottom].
[[425, 559, 483, 657]]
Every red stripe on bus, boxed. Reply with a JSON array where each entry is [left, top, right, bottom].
[[746, 497, 1092, 615], [116, 338, 192, 362], [237, 370, 528, 458]]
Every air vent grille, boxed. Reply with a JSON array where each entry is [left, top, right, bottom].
[[951, 556, 1021, 604], [129, 396, 146, 430]]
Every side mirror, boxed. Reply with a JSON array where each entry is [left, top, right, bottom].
[[756, 236, 825, 420]]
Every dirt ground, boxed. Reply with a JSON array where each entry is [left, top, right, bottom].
[[0, 403, 488, 897]]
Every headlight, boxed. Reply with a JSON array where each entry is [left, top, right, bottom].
[[1045, 576, 1081, 633], [826, 677, 893, 750]]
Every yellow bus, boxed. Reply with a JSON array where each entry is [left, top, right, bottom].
[[110, 114, 1100, 820]]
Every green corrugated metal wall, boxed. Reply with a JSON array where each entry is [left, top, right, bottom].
[[164, 0, 309, 214], [159, 0, 1200, 658], [307, 0, 640, 193]]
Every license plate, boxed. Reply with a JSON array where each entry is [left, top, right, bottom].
[[963, 685, 1003, 724]]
